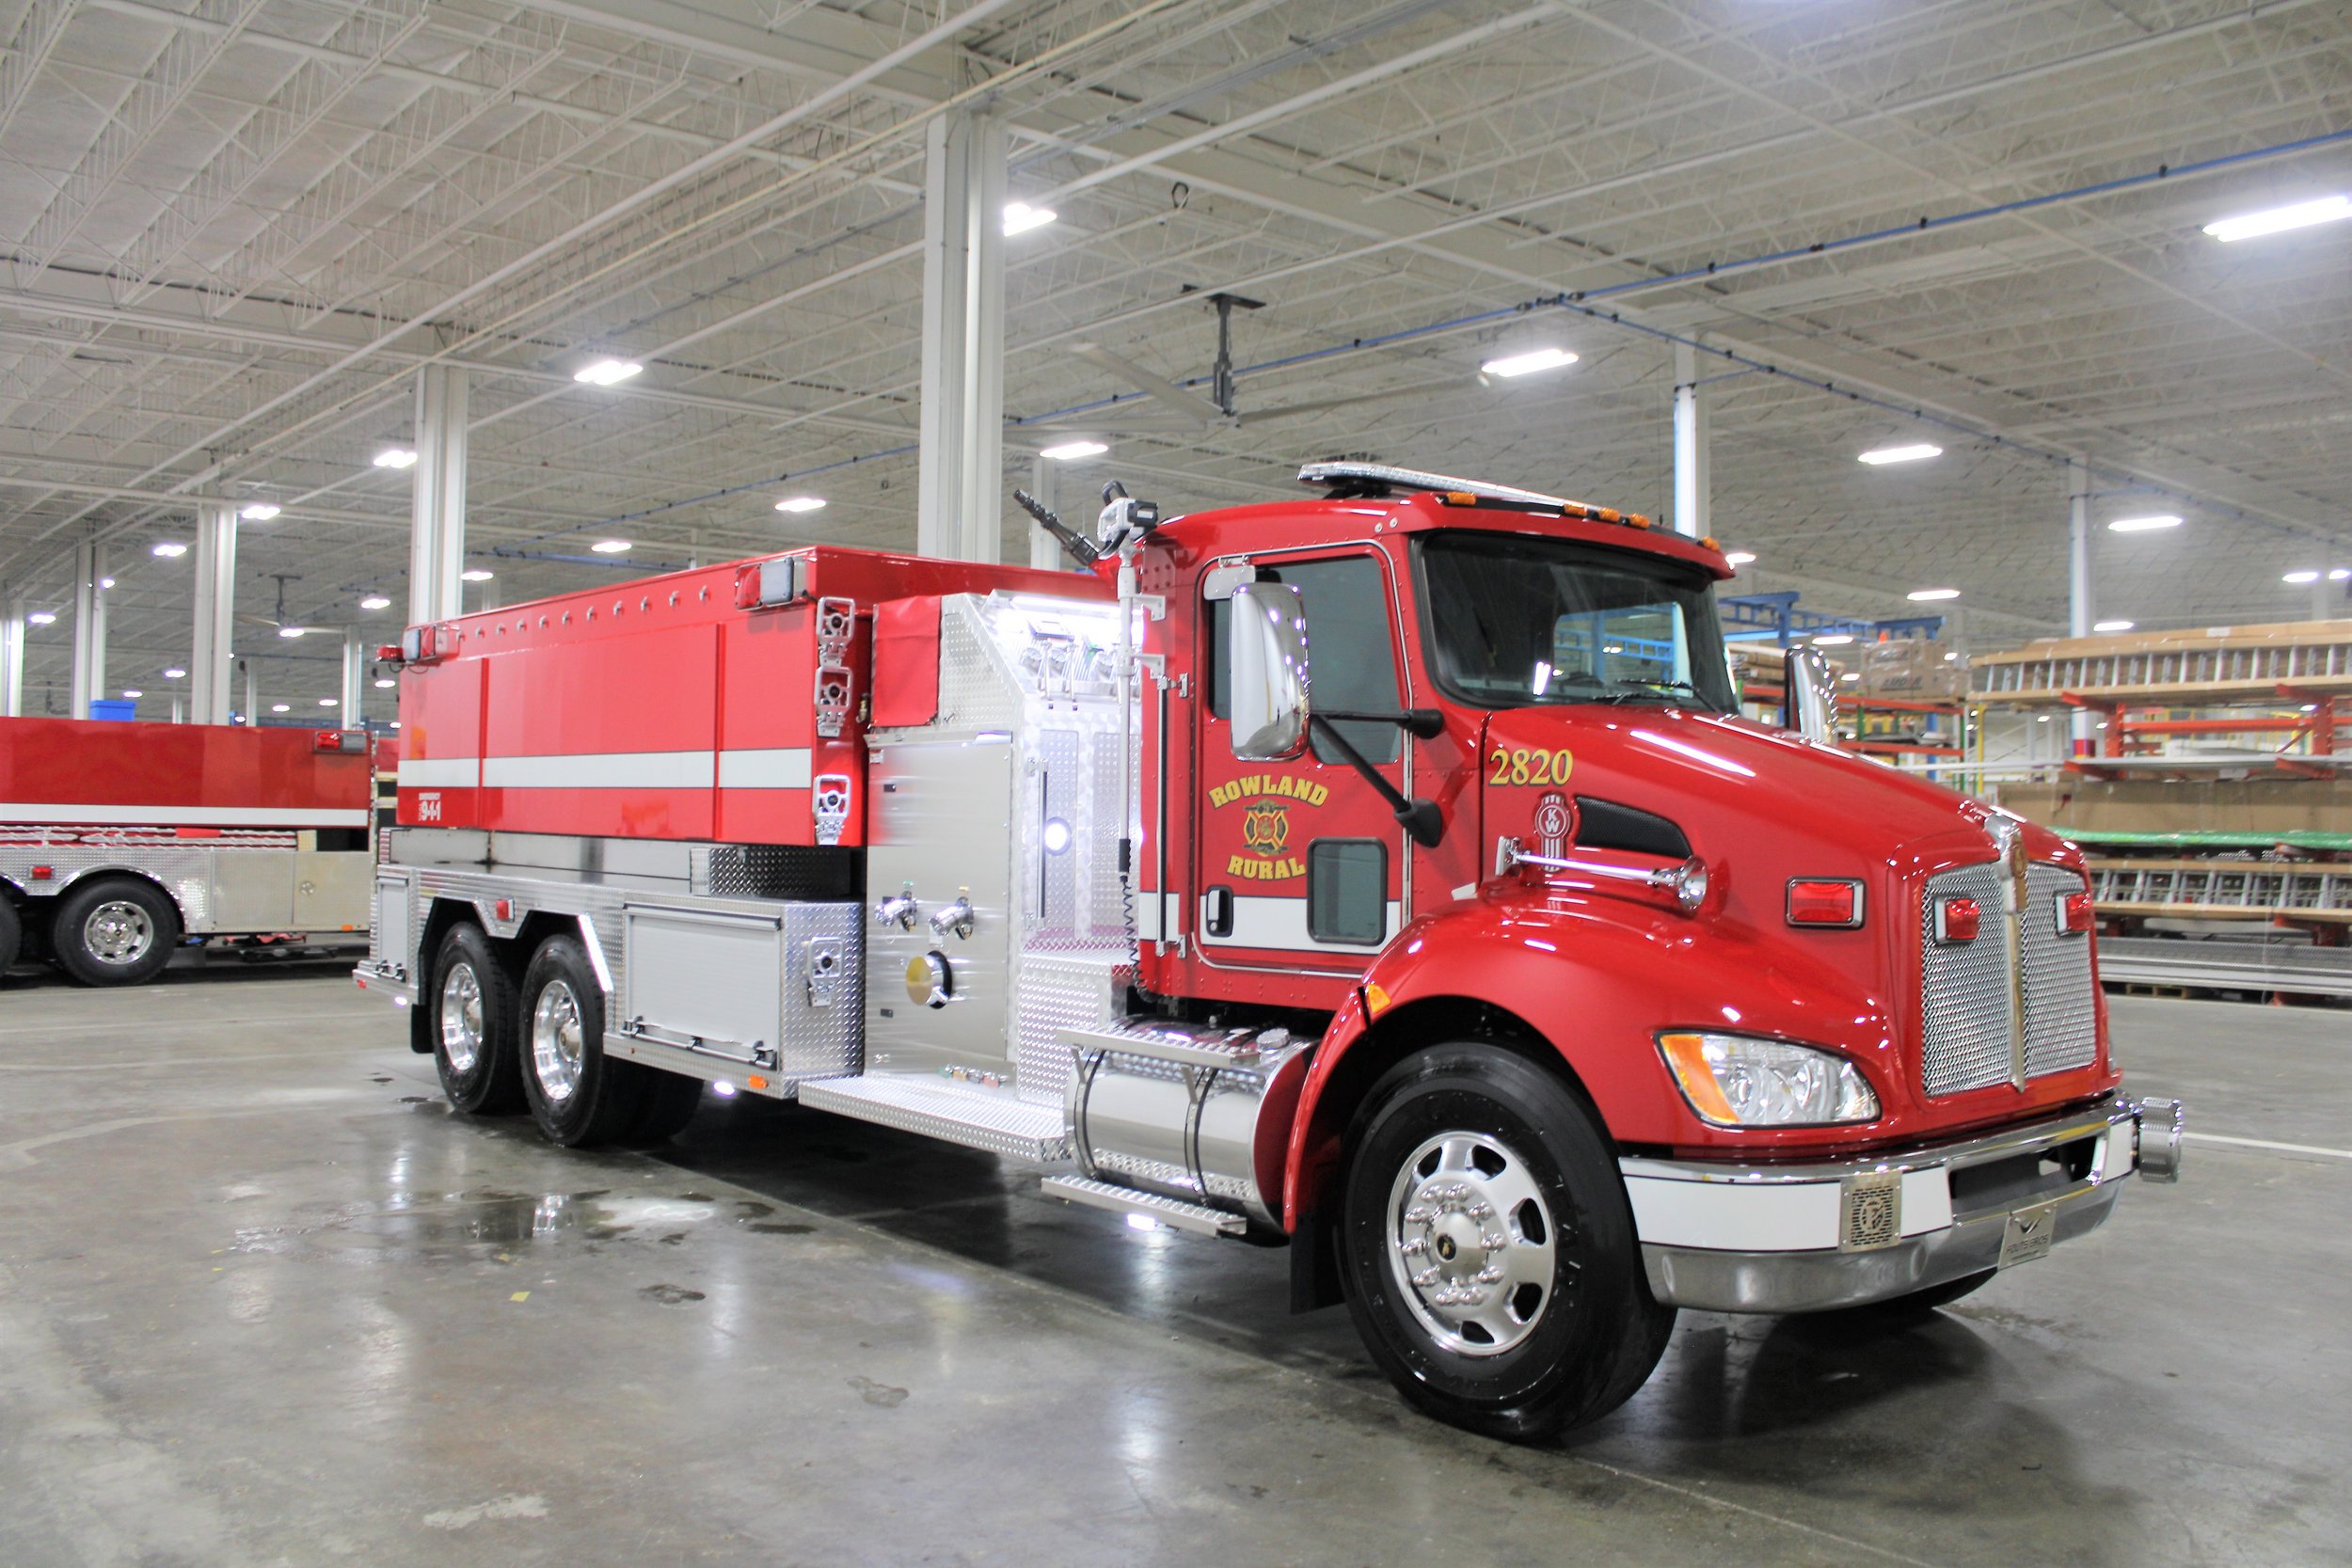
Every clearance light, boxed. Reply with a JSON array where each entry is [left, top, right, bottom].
[[1040, 440, 1108, 461], [1908, 587, 1962, 601], [2107, 514, 2180, 532], [1002, 201, 1057, 236], [573, 358, 643, 387], [1787, 878, 1864, 927], [151, 541, 188, 558], [360, 594, 391, 610], [711, 1080, 739, 1098], [373, 448, 418, 470], [591, 539, 631, 554], [1935, 896, 1981, 944], [461, 568, 494, 582], [241, 502, 281, 521], [2058, 889, 2095, 935], [2093, 619, 2136, 633], [1658, 1033, 1880, 1129], [1480, 346, 1579, 379], [1858, 443, 1941, 466], [774, 496, 826, 514], [2202, 195, 2351, 243]]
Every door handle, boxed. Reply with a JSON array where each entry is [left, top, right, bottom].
[[1204, 885, 1235, 938]]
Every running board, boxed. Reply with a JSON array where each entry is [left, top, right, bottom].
[[1041, 1175, 1248, 1237], [797, 1075, 1070, 1162]]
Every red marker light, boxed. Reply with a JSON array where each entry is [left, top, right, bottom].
[[1936, 895, 1981, 943], [31, 864, 54, 881], [1787, 879, 1864, 927], [2058, 889, 2094, 934]]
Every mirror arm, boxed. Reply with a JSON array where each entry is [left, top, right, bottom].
[[1319, 706, 1446, 740], [1308, 715, 1444, 849]]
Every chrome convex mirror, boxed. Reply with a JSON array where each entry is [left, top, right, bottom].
[[1227, 580, 1311, 761], [1784, 645, 1841, 745]]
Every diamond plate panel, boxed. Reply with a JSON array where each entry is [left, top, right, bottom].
[[1013, 952, 1128, 1106]]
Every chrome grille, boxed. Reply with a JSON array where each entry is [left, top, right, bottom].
[[1919, 861, 2099, 1096]]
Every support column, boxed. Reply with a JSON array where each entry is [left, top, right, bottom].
[[190, 500, 237, 725], [243, 658, 258, 726], [1671, 341, 1709, 541], [409, 364, 469, 626], [0, 587, 24, 718], [2068, 458, 2094, 755], [1026, 452, 1065, 571], [915, 108, 1007, 562], [342, 629, 366, 726], [70, 541, 105, 719]]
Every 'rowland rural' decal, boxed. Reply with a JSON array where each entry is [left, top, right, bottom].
[[1210, 773, 1330, 881]]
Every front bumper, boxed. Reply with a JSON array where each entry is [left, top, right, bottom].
[[1623, 1097, 2182, 1314]]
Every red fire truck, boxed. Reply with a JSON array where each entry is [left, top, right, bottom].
[[2, 717, 376, 985], [357, 461, 2182, 1437]]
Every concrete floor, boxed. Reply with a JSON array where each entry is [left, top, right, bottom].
[[1, 965, 2344, 1568]]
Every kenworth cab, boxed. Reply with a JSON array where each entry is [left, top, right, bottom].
[[358, 461, 2182, 1438]]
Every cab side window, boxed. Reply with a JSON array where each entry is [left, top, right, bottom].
[[1208, 555, 1403, 764]]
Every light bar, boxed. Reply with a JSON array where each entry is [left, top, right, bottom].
[[360, 594, 391, 610], [373, 448, 418, 470], [1480, 346, 1579, 379], [1859, 443, 1942, 466], [1907, 587, 1962, 601], [1040, 440, 1108, 461], [151, 541, 187, 558], [2202, 195, 2351, 244], [461, 568, 494, 582], [574, 358, 643, 387], [591, 539, 631, 553], [1002, 201, 1057, 236], [2093, 619, 2135, 633], [2107, 514, 2180, 532]]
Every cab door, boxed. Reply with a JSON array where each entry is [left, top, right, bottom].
[[1196, 548, 1409, 978]]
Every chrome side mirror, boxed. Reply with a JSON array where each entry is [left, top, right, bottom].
[[1227, 581, 1311, 761], [1784, 645, 1840, 744]]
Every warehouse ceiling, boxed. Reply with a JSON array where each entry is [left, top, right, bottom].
[[1, 0, 2348, 713]]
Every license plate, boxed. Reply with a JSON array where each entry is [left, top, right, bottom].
[[1997, 1199, 2058, 1269]]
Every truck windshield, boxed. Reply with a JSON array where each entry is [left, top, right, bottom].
[[1416, 530, 1737, 713]]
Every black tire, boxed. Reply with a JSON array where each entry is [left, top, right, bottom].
[[1338, 1042, 1676, 1441], [0, 895, 20, 974], [516, 934, 644, 1147], [624, 1071, 707, 1145], [49, 877, 179, 987], [1828, 1269, 1995, 1321], [427, 924, 523, 1115]]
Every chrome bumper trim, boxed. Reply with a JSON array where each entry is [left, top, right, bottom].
[[1619, 1101, 2128, 1189]]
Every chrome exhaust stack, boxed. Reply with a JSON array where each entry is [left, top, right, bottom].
[[2129, 1097, 2185, 1182]]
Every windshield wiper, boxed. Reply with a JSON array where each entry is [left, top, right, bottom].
[[1591, 679, 1705, 705]]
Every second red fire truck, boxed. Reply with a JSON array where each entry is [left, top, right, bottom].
[[357, 461, 2182, 1437]]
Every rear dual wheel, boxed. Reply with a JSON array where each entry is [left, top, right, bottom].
[[1339, 1042, 1676, 1442], [0, 896, 21, 975], [428, 924, 522, 1114], [518, 934, 705, 1148]]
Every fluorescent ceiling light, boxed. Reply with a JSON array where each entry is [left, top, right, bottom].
[[241, 502, 280, 521], [2107, 514, 2181, 532], [1812, 633, 1854, 646], [1724, 550, 1756, 566], [1859, 444, 1942, 466], [99, 577, 115, 590], [1002, 201, 1057, 236], [373, 448, 418, 470], [1480, 346, 1579, 379], [319, 698, 339, 707], [163, 667, 185, 679], [1907, 587, 1962, 601], [461, 568, 494, 582], [151, 541, 187, 558], [774, 496, 826, 514], [574, 358, 643, 387], [591, 539, 631, 553], [278, 626, 306, 639], [2283, 570, 2321, 584], [2202, 195, 2351, 244], [25, 610, 56, 625], [374, 677, 395, 689], [121, 689, 142, 699], [1040, 439, 1108, 461], [2093, 619, 2136, 633], [2333, 568, 2352, 581], [360, 594, 391, 610], [271, 703, 290, 714]]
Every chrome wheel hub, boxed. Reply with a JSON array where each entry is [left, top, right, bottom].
[[438, 962, 485, 1072], [531, 980, 584, 1103], [84, 900, 154, 965], [1387, 1131, 1557, 1356]]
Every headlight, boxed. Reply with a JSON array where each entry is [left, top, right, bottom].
[[1658, 1032, 1881, 1128]]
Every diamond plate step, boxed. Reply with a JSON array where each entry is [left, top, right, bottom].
[[1040, 1175, 1247, 1237], [798, 1075, 1069, 1162]]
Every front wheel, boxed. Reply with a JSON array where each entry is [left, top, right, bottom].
[[1339, 1042, 1675, 1441]]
